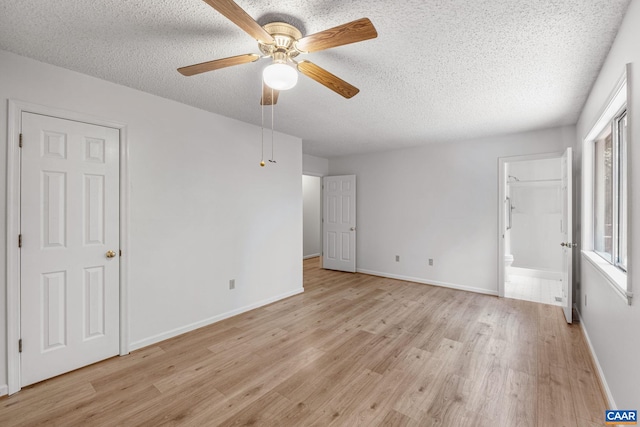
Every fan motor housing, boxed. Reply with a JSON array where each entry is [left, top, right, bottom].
[[258, 22, 303, 58]]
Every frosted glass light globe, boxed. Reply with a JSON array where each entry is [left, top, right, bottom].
[[263, 63, 298, 90]]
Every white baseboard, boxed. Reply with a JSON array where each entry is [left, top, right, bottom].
[[575, 305, 617, 409], [129, 287, 304, 352], [356, 269, 498, 296], [508, 267, 562, 280], [0, 384, 7, 397], [303, 253, 321, 260]]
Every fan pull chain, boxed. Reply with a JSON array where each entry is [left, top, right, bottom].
[[269, 86, 276, 163], [260, 84, 265, 167]]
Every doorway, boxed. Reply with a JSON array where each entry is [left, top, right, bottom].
[[6, 101, 129, 394], [505, 156, 563, 305], [498, 150, 573, 323]]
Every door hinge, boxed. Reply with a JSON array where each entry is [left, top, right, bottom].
[[19, 133, 23, 148], [18, 339, 22, 353], [18, 234, 22, 248], [119, 249, 122, 257]]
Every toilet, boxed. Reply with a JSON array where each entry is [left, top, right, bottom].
[[504, 254, 514, 282]]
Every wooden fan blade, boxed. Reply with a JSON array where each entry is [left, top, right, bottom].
[[298, 61, 359, 99], [178, 53, 260, 76], [201, 0, 274, 44], [260, 82, 280, 105], [295, 18, 377, 53]]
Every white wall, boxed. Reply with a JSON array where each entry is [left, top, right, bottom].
[[329, 126, 574, 294], [508, 158, 563, 272], [302, 175, 322, 258], [0, 50, 303, 391], [302, 153, 329, 176], [575, 0, 640, 409]]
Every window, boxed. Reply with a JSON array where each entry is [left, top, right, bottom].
[[593, 107, 627, 272], [583, 69, 629, 303]]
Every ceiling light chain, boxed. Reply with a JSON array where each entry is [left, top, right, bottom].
[[260, 83, 265, 167], [270, 85, 276, 164]]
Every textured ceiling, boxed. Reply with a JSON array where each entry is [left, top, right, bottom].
[[0, 0, 631, 158]]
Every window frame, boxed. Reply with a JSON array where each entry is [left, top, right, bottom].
[[592, 122, 613, 262], [582, 69, 630, 305], [593, 106, 628, 271], [614, 110, 627, 271]]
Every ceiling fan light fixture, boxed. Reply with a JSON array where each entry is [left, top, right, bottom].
[[263, 63, 298, 91]]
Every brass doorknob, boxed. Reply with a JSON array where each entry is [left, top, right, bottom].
[[106, 250, 117, 258]]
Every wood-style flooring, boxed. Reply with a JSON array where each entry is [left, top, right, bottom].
[[1, 258, 608, 426]]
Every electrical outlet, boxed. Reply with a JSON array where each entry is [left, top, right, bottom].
[[395, 255, 400, 262], [428, 259, 433, 266], [229, 279, 235, 290]]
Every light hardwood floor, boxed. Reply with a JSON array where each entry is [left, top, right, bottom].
[[1, 258, 607, 426]]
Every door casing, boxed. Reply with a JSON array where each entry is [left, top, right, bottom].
[[6, 100, 130, 395]]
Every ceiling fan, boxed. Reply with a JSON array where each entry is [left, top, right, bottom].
[[178, 0, 378, 105]]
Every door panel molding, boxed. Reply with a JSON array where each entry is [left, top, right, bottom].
[[322, 175, 356, 272], [6, 100, 129, 395]]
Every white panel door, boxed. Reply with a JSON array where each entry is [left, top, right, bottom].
[[560, 147, 573, 323], [323, 175, 356, 272], [20, 112, 120, 386]]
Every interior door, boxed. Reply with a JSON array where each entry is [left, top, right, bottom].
[[323, 175, 356, 272], [560, 147, 573, 323], [20, 112, 120, 386]]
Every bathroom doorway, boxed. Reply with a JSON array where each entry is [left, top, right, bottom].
[[499, 153, 565, 306]]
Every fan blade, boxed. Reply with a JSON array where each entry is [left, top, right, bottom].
[[178, 53, 260, 76], [295, 18, 377, 53], [260, 82, 280, 105], [297, 61, 359, 99], [201, 0, 274, 44]]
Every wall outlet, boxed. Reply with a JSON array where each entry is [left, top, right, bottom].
[[229, 279, 235, 290], [395, 255, 400, 262], [428, 259, 433, 266]]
